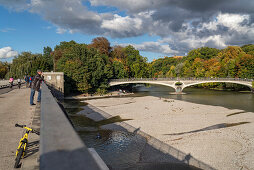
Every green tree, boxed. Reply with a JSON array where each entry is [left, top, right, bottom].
[[241, 44, 254, 56], [0, 61, 9, 79], [112, 61, 127, 79]]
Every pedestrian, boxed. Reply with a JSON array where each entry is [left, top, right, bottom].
[[17, 78, 21, 89], [9, 77, 14, 88], [29, 76, 33, 88], [25, 75, 29, 88], [30, 70, 44, 106]]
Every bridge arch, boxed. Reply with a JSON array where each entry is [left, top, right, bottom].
[[109, 78, 253, 93], [109, 81, 176, 90], [182, 81, 252, 91]]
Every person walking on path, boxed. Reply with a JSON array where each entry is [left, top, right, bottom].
[[29, 76, 33, 88], [25, 75, 29, 88], [30, 70, 44, 105], [17, 78, 21, 89], [9, 77, 14, 88]]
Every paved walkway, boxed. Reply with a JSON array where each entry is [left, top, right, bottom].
[[0, 86, 38, 170], [0, 85, 19, 95]]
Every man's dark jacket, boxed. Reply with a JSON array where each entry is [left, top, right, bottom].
[[31, 74, 44, 91]]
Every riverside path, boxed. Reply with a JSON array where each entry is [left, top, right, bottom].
[[0, 86, 38, 170]]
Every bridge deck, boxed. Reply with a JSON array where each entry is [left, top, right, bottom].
[[0, 86, 38, 170], [110, 78, 253, 92]]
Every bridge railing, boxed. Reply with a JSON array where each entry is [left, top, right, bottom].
[[40, 82, 108, 170], [110, 77, 253, 82]]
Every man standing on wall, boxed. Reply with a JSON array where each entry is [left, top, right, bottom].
[[30, 69, 44, 106]]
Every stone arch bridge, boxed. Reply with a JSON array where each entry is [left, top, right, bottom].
[[109, 78, 253, 93]]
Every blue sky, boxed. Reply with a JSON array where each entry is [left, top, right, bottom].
[[0, 0, 253, 62]]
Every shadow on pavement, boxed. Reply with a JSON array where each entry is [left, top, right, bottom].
[[24, 140, 39, 158]]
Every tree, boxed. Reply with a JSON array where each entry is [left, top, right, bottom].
[[111, 45, 125, 61], [238, 54, 254, 78], [90, 37, 111, 56], [241, 44, 254, 56], [192, 58, 205, 77], [43, 46, 53, 70], [5, 38, 253, 94], [0, 61, 9, 79], [112, 61, 127, 79]]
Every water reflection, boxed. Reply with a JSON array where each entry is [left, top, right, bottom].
[[79, 130, 147, 168]]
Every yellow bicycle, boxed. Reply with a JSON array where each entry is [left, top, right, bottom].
[[14, 123, 40, 168]]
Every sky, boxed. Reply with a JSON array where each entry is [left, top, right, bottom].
[[0, 0, 254, 62]]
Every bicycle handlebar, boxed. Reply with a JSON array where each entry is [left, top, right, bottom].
[[15, 123, 26, 128], [15, 123, 40, 135]]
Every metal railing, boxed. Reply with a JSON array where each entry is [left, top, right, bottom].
[[110, 77, 253, 82]]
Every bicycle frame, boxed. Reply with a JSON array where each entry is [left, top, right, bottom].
[[16, 127, 33, 157]]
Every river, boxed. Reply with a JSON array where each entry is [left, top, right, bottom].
[[132, 85, 254, 112]]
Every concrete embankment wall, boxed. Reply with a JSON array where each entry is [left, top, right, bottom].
[[40, 82, 108, 170]]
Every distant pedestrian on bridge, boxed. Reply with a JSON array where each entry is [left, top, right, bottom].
[[17, 78, 21, 89], [29, 76, 33, 88], [24, 75, 29, 88], [9, 77, 14, 88], [30, 70, 44, 106]]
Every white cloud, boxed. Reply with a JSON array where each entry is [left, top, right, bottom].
[[217, 13, 249, 29], [56, 27, 67, 34], [101, 14, 143, 37], [44, 26, 52, 30], [200, 13, 250, 31], [0, 47, 18, 59], [197, 13, 254, 47], [0, 0, 28, 11], [0, 28, 16, 32], [102, 14, 142, 31], [121, 41, 178, 55]]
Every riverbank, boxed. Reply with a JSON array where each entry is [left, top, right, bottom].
[[84, 96, 254, 170], [65, 91, 134, 99]]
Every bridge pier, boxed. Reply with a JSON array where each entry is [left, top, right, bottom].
[[171, 85, 185, 94], [175, 86, 183, 93]]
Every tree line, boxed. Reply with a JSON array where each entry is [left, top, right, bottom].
[[1, 37, 253, 94]]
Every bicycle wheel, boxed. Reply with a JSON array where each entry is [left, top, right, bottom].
[[14, 147, 24, 168]]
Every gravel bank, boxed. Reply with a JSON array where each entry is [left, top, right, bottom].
[[85, 96, 254, 170]]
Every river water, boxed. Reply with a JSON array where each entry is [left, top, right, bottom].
[[132, 85, 254, 112]]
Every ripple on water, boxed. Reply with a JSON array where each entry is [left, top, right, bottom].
[[79, 130, 147, 167]]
